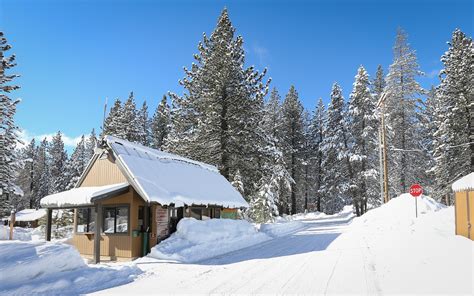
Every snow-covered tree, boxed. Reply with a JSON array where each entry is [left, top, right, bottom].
[[122, 92, 141, 143], [15, 139, 37, 210], [167, 8, 269, 199], [347, 66, 379, 215], [152, 95, 170, 149], [137, 101, 151, 146], [384, 28, 425, 196], [309, 98, 326, 212], [85, 128, 97, 162], [260, 88, 293, 215], [432, 29, 473, 203], [103, 98, 125, 138], [0, 31, 22, 216], [33, 138, 51, 208], [281, 86, 304, 214], [49, 131, 68, 193], [320, 83, 351, 214], [65, 136, 87, 190]]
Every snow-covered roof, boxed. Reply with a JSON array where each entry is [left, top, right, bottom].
[[6, 209, 46, 221], [104, 136, 248, 208], [40, 183, 129, 208], [452, 172, 474, 192]]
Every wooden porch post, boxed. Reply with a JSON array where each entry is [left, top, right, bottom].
[[94, 203, 102, 264], [46, 208, 52, 241]]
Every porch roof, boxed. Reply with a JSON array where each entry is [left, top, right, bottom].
[[40, 183, 129, 208]]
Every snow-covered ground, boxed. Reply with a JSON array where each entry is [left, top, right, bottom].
[[3, 196, 472, 295], [0, 240, 141, 295], [95, 195, 472, 295]]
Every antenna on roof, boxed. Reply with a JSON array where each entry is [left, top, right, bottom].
[[102, 97, 108, 135]]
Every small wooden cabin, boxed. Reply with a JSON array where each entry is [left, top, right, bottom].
[[452, 172, 474, 240], [40, 136, 248, 262], [4, 209, 46, 228]]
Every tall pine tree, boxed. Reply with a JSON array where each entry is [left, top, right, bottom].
[[0, 32, 22, 216], [385, 28, 425, 196], [167, 8, 269, 199]]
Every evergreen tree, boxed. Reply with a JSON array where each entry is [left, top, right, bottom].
[[85, 128, 97, 162], [281, 86, 304, 214], [385, 28, 425, 196], [152, 95, 170, 149], [103, 99, 125, 138], [137, 101, 151, 146], [348, 66, 379, 215], [261, 88, 293, 214], [167, 8, 269, 199], [320, 83, 351, 214], [15, 139, 37, 210], [65, 136, 87, 190], [122, 92, 141, 142], [432, 29, 473, 203], [309, 98, 326, 212], [0, 31, 22, 216], [33, 138, 51, 208], [49, 131, 68, 193]]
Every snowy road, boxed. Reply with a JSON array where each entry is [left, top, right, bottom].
[[94, 215, 378, 295]]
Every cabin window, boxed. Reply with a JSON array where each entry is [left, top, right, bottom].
[[103, 206, 129, 234], [76, 208, 95, 233]]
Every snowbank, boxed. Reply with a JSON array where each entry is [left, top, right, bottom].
[[351, 194, 444, 230], [0, 241, 141, 295], [0, 225, 32, 241], [148, 218, 270, 263], [452, 172, 474, 192], [329, 194, 472, 295], [260, 219, 306, 237]]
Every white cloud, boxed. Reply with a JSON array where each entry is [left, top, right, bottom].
[[425, 69, 440, 79], [17, 129, 86, 149], [252, 44, 269, 68]]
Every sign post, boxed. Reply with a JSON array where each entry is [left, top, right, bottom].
[[409, 184, 423, 218]]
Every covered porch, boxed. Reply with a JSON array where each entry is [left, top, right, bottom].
[[41, 183, 152, 263]]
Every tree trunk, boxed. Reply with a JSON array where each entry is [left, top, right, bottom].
[[219, 93, 230, 180]]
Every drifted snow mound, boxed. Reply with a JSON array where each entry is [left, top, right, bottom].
[[353, 194, 445, 231], [0, 241, 141, 295], [148, 218, 270, 263], [0, 225, 32, 241], [0, 241, 85, 286]]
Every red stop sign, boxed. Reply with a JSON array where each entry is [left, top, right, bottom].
[[409, 184, 423, 197]]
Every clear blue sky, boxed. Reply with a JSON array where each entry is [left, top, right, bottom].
[[1, 0, 472, 148]]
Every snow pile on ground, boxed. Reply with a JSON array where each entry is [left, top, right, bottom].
[[0, 225, 32, 241], [351, 193, 445, 231], [260, 219, 306, 237], [0, 225, 73, 242], [148, 218, 270, 263], [329, 194, 472, 295], [0, 240, 141, 295]]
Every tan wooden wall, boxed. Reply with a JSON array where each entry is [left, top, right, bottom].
[[80, 153, 127, 187], [455, 190, 474, 240], [72, 188, 147, 259]]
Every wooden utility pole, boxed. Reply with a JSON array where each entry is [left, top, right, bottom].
[[377, 92, 390, 204]]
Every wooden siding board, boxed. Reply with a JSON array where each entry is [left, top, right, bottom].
[[80, 155, 127, 187]]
